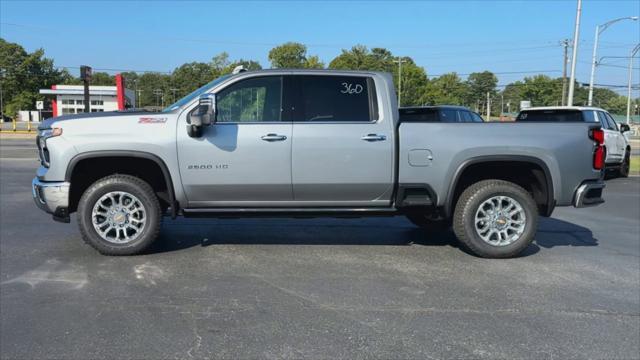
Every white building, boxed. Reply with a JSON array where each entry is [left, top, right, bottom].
[[39, 74, 135, 117]]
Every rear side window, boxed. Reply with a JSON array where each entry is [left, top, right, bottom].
[[516, 110, 583, 122], [439, 109, 458, 122], [458, 110, 472, 122], [296, 75, 376, 122], [604, 112, 619, 131], [399, 108, 438, 122], [582, 110, 597, 123], [596, 111, 612, 130], [471, 112, 484, 122]]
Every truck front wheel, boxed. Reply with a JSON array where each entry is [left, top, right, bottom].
[[77, 175, 162, 255], [453, 180, 538, 258]]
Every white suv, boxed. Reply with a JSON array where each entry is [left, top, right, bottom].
[[516, 106, 631, 177]]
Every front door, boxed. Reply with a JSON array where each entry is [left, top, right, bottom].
[[290, 75, 394, 207], [177, 75, 293, 207]]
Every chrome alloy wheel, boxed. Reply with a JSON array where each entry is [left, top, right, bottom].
[[474, 195, 526, 246], [91, 191, 146, 244]]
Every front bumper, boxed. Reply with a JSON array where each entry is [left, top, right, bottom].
[[573, 180, 605, 208], [32, 177, 71, 222]]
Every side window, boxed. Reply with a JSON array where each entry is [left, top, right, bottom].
[[458, 110, 472, 122], [604, 113, 619, 131], [582, 110, 597, 123], [597, 111, 612, 130], [439, 109, 458, 122], [297, 75, 375, 122], [216, 76, 282, 123], [471, 112, 484, 122]]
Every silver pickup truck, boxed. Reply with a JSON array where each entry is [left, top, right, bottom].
[[33, 69, 605, 258]]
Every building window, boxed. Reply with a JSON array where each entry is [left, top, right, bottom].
[[76, 100, 84, 105], [62, 99, 74, 105], [91, 100, 104, 106], [62, 108, 75, 114]]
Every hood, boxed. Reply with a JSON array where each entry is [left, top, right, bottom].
[[39, 110, 160, 130]]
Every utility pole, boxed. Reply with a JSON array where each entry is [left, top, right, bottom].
[[627, 44, 640, 124], [0, 69, 4, 122], [393, 57, 407, 106], [500, 93, 504, 116], [486, 92, 491, 120], [153, 89, 163, 108], [170, 88, 178, 103], [567, 0, 582, 106], [561, 39, 570, 106], [588, 16, 638, 106]]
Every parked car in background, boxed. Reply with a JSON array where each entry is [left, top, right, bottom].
[[33, 70, 605, 258], [516, 106, 631, 178], [400, 105, 484, 123]]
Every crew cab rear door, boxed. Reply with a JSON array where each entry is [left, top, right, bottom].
[[290, 74, 394, 206]]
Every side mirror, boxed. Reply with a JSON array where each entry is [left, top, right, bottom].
[[188, 93, 216, 138], [620, 123, 630, 133]]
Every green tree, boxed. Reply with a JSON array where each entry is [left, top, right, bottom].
[[466, 71, 498, 109], [0, 38, 67, 117], [329, 46, 427, 106], [268, 42, 323, 69], [421, 72, 469, 106]]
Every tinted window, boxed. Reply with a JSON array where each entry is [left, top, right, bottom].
[[458, 110, 472, 122], [297, 76, 374, 122], [582, 110, 597, 123], [471, 112, 484, 122], [439, 109, 458, 122], [216, 76, 282, 122], [596, 111, 612, 129], [604, 112, 619, 131], [399, 108, 438, 122], [516, 110, 583, 122]]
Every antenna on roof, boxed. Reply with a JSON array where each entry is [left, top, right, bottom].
[[232, 65, 247, 75]]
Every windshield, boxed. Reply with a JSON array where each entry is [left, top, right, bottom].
[[162, 75, 231, 112]]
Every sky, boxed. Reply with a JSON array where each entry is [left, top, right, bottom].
[[1, 0, 639, 95]]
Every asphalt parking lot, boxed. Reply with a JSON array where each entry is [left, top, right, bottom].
[[1, 138, 639, 359]]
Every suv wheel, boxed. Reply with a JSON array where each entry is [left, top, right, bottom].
[[453, 180, 538, 258], [77, 175, 162, 255], [619, 150, 630, 178]]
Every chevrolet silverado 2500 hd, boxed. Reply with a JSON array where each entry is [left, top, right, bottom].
[[33, 70, 606, 258]]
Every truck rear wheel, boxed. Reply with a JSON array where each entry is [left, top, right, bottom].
[[77, 175, 162, 255], [618, 150, 630, 178], [453, 180, 538, 258]]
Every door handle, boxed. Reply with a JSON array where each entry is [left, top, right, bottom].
[[361, 134, 387, 141], [261, 133, 287, 141]]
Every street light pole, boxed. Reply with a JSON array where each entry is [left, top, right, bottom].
[[393, 57, 407, 106], [627, 44, 640, 124], [567, 0, 582, 107], [588, 16, 638, 106]]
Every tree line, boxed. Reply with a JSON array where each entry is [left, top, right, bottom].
[[1, 38, 637, 118]]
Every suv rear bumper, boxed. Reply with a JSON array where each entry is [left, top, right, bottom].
[[573, 180, 605, 208], [32, 177, 70, 222]]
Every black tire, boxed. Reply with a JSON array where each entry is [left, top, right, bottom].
[[453, 179, 538, 258], [77, 174, 162, 255], [405, 213, 451, 232], [618, 150, 630, 178]]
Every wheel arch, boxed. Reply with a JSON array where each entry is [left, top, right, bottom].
[[444, 155, 555, 218], [65, 151, 178, 218]]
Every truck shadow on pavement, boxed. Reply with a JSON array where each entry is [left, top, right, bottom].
[[146, 216, 598, 257]]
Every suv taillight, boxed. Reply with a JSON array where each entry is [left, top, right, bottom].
[[589, 128, 605, 170]]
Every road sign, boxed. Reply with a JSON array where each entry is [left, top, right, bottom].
[[36, 101, 44, 110]]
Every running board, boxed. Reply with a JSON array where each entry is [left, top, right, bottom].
[[182, 207, 398, 218]]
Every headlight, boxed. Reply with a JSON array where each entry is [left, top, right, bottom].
[[39, 127, 63, 138]]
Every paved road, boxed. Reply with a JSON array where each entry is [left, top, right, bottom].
[[1, 138, 639, 359]]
